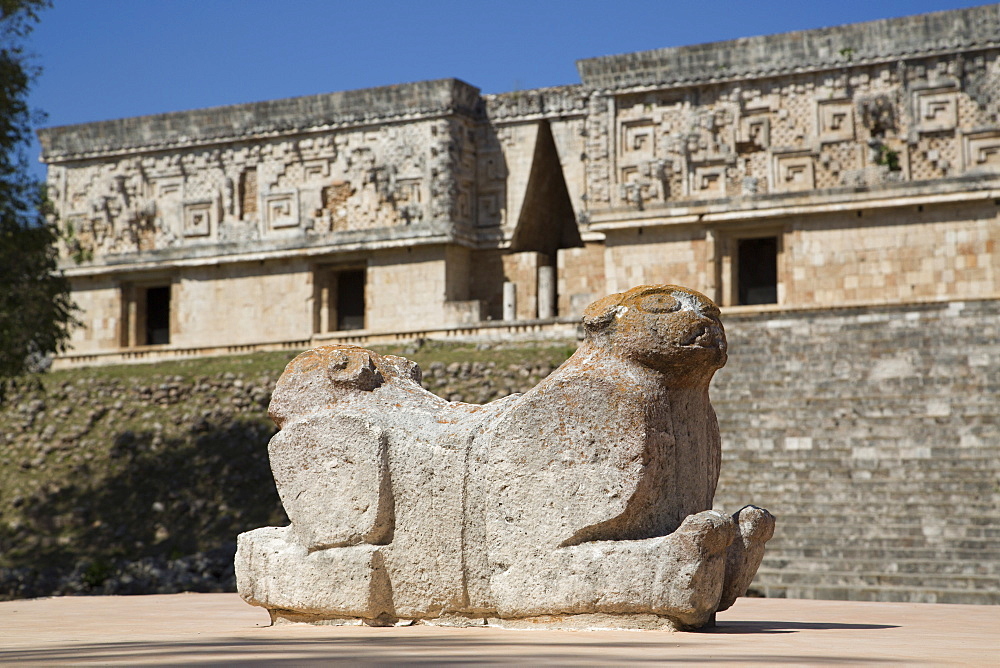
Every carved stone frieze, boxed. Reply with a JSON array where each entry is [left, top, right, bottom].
[[964, 130, 1000, 173], [914, 88, 959, 133], [50, 114, 485, 259], [773, 152, 816, 193], [38, 9, 1000, 266], [485, 86, 589, 122]]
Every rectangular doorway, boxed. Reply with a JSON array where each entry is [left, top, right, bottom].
[[121, 282, 172, 347], [144, 285, 171, 344], [737, 237, 778, 305], [336, 270, 366, 330], [315, 267, 367, 332]]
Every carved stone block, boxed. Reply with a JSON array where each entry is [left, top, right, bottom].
[[620, 120, 656, 157], [963, 131, 1000, 173], [182, 200, 213, 238], [303, 159, 331, 181], [773, 152, 815, 192], [236, 285, 774, 630], [691, 165, 727, 197], [477, 193, 501, 227], [915, 89, 958, 133], [264, 191, 300, 229], [817, 100, 855, 143], [739, 111, 771, 149]]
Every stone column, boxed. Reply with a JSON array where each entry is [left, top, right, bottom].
[[503, 282, 517, 321], [538, 266, 556, 319]]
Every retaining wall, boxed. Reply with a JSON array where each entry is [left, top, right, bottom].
[[712, 298, 1000, 604]]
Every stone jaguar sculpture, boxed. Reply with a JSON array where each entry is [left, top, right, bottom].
[[236, 284, 774, 630]]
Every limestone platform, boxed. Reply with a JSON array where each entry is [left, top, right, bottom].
[[0, 594, 996, 666]]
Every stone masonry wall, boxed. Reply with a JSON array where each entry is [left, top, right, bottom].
[[712, 298, 1000, 604], [173, 259, 313, 348], [577, 6, 1000, 90], [604, 227, 714, 296], [783, 200, 1000, 307], [366, 246, 450, 332], [65, 276, 122, 353], [556, 242, 605, 318]]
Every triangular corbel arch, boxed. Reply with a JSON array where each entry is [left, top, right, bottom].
[[509, 120, 582, 258]]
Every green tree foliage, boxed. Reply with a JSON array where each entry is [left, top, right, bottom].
[[0, 0, 76, 386]]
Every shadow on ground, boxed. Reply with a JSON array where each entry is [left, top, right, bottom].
[[0, 635, 904, 666], [704, 620, 900, 634]]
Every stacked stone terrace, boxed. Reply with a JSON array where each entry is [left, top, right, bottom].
[[713, 300, 1000, 604]]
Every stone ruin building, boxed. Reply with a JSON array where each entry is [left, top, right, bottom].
[[40, 6, 1000, 364], [38, 6, 1000, 605]]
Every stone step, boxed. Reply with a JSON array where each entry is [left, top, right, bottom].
[[729, 484, 999, 496], [719, 486, 1000, 501], [735, 476, 1000, 487], [756, 582, 1000, 605], [719, 509, 999, 526], [719, 453, 1000, 467], [766, 527, 999, 544], [740, 397, 996, 408], [723, 477, 1000, 493], [760, 508, 999, 522], [720, 450, 1000, 462], [727, 471, 1000, 483], [715, 498, 1000, 517], [741, 485, 999, 495], [763, 545, 1000, 563], [726, 471, 996, 479], [765, 535, 1000, 550], [763, 555, 1000, 578], [764, 544, 1000, 562], [738, 506, 1000, 521], [716, 401, 1000, 415], [756, 583, 1000, 606], [755, 568, 1000, 591], [761, 556, 1000, 576], [764, 532, 1000, 551], [718, 445, 1000, 457], [764, 531, 1000, 544], [764, 516, 1000, 538]]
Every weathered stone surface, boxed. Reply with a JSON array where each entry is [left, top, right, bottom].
[[576, 6, 1000, 88], [236, 285, 774, 629]]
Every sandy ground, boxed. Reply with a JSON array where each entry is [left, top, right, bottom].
[[0, 593, 997, 666]]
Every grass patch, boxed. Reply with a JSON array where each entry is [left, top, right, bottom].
[[42, 349, 305, 387]]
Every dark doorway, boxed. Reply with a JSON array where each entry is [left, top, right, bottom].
[[336, 270, 366, 330], [737, 237, 778, 305], [145, 285, 171, 345]]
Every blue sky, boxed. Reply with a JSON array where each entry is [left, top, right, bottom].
[[23, 0, 987, 179]]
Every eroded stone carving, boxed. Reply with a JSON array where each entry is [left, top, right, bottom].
[[235, 285, 774, 630]]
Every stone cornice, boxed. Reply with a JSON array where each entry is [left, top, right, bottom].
[[585, 174, 1000, 230], [38, 79, 483, 162], [484, 86, 589, 123], [57, 230, 461, 278], [576, 5, 1000, 91]]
